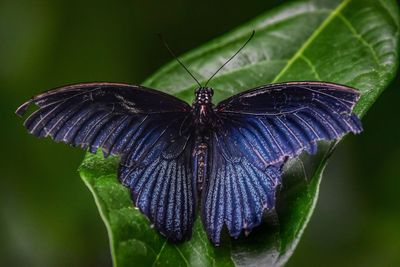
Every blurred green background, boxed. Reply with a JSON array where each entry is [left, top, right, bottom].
[[0, 0, 399, 266]]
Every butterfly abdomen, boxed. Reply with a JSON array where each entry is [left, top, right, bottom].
[[192, 138, 210, 195]]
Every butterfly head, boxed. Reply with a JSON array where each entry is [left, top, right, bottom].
[[194, 87, 214, 105]]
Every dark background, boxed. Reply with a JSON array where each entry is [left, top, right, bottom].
[[0, 0, 399, 266]]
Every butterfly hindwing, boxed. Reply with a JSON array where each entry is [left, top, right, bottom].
[[118, 113, 196, 241], [201, 126, 282, 245], [215, 82, 362, 165]]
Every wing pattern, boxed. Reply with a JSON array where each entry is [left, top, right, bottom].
[[215, 82, 362, 166]]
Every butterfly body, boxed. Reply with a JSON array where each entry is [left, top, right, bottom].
[[16, 81, 362, 245], [191, 87, 216, 196], [193, 139, 210, 194]]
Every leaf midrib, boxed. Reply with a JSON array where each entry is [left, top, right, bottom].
[[272, 0, 351, 82]]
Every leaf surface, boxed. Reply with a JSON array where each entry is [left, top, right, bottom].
[[79, 0, 399, 266]]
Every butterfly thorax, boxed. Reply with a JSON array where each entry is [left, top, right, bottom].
[[192, 87, 214, 128]]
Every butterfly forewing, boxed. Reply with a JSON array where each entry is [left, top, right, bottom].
[[17, 83, 191, 155], [214, 82, 363, 166]]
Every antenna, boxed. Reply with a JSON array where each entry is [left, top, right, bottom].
[[158, 34, 202, 88], [204, 30, 255, 87]]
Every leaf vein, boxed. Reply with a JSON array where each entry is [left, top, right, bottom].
[[81, 175, 118, 267], [337, 13, 381, 66], [151, 240, 167, 267], [378, 0, 399, 31], [300, 55, 322, 80], [174, 245, 190, 267]]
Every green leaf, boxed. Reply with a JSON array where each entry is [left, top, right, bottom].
[[79, 0, 399, 266]]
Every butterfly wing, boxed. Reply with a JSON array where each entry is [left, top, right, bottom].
[[16, 82, 196, 241], [118, 113, 196, 241], [202, 128, 282, 245], [202, 82, 362, 244], [215, 82, 363, 166]]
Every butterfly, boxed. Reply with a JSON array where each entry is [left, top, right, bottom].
[[15, 32, 362, 245]]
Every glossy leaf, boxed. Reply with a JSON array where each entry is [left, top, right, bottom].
[[79, 0, 399, 266]]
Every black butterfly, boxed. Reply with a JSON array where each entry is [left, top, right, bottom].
[[16, 33, 362, 245]]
